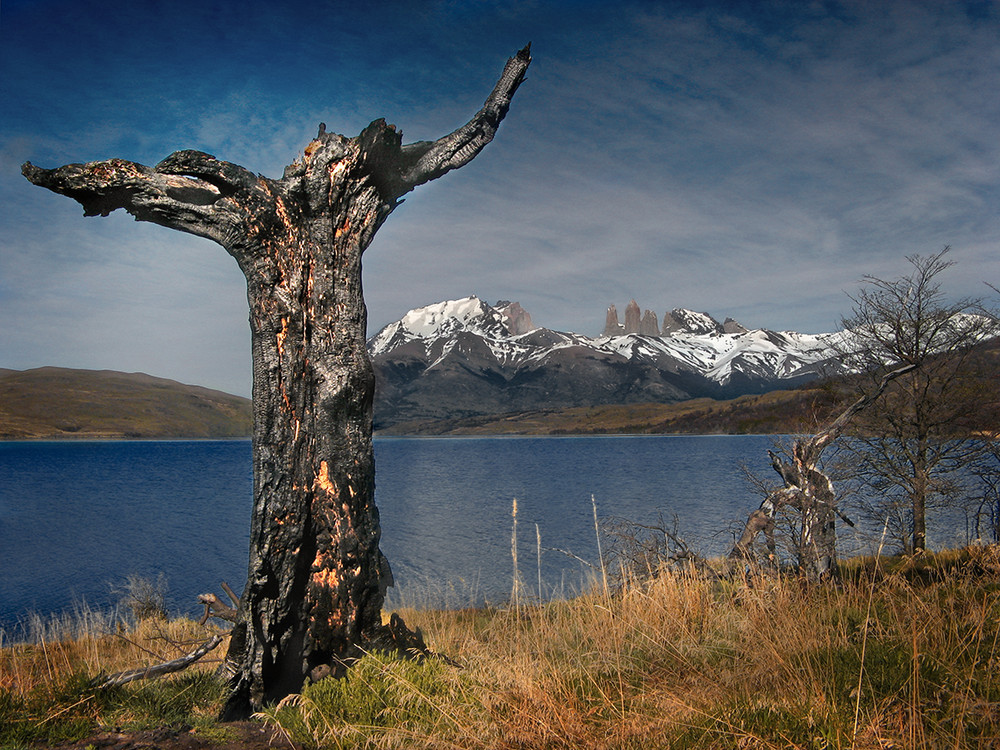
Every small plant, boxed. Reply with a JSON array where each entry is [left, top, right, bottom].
[[115, 573, 169, 622], [103, 671, 228, 730], [0, 671, 106, 746]]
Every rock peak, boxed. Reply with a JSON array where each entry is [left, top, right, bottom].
[[662, 308, 724, 335], [624, 299, 641, 334], [639, 309, 660, 336], [603, 304, 624, 336], [496, 300, 535, 335], [723, 317, 748, 334]]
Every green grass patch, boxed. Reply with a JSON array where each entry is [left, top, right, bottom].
[[0, 670, 227, 747], [260, 652, 459, 748]]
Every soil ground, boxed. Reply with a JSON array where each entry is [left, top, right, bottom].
[[35, 722, 298, 750]]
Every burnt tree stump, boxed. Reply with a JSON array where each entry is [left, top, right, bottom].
[[23, 45, 530, 716]]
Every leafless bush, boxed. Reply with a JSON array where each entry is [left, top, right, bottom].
[[114, 573, 169, 622], [601, 512, 709, 584]]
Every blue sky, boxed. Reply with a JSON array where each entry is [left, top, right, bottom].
[[2, 0, 998, 397]]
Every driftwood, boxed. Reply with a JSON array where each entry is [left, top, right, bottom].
[[92, 634, 225, 689], [730, 362, 918, 578]]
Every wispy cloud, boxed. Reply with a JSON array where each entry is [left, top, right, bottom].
[[2, 0, 998, 395]]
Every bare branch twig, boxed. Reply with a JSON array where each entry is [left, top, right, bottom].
[[92, 634, 226, 688]]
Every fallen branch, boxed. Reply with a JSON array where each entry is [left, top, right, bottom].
[[91, 634, 225, 688]]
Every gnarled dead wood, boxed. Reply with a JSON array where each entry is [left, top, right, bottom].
[[730, 362, 918, 578], [92, 634, 225, 688], [24, 46, 530, 718]]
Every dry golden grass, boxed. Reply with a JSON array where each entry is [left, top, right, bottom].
[[361, 547, 1000, 749], [0, 612, 230, 745], [0, 615, 227, 698], [6, 548, 1000, 748]]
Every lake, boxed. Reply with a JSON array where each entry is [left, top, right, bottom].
[[0, 435, 975, 631]]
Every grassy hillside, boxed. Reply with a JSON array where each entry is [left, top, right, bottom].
[[0, 367, 252, 439], [378, 384, 854, 436]]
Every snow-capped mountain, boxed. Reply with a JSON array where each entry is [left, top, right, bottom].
[[369, 296, 844, 427]]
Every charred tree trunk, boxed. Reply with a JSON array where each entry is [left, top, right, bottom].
[[730, 362, 917, 579], [22, 46, 530, 716]]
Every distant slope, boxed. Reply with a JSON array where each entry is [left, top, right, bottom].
[[0, 367, 252, 439], [380, 337, 1000, 436], [377, 385, 849, 436]]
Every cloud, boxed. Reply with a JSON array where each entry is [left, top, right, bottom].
[[2, 0, 998, 394]]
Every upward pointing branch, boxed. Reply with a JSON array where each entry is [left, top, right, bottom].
[[22, 45, 532, 248], [798, 361, 919, 466], [395, 44, 531, 193]]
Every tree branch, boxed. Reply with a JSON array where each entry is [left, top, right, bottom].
[[91, 634, 225, 688], [21, 151, 254, 245], [395, 44, 531, 192], [804, 361, 918, 460], [198, 593, 238, 625], [155, 150, 258, 195]]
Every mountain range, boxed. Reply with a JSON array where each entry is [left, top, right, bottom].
[[369, 296, 845, 428], [6, 300, 993, 438]]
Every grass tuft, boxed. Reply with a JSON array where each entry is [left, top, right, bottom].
[[258, 651, 458, 748]]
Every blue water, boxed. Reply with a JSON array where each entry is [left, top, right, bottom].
[[0, 440, 253, 631], [0, 435, 975, 630], [374, 435, 775, 604]]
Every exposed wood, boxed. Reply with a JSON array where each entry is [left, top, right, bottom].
[[220, 581, 239, 608], [197, 593, 238, 625], [92, 634, 225, 688], [23, 45, 530, 717], [730, 362, 918, 578]]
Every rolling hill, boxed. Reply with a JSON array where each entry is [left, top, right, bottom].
[[0, 367, 252, 439]]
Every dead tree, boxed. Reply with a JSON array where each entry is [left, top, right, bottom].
[[730, 362, 917, 578], [22, 46, 531, 717]]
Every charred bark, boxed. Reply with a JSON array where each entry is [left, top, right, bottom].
[[730, 362, 917, 579], [23, 46, 530, 716]]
